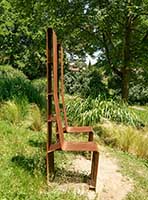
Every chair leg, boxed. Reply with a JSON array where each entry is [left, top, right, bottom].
[[88, 131, 93, 141], [90, 151, 99, 191], [88, 132, 93, 158], [47, 152, 54, 183]]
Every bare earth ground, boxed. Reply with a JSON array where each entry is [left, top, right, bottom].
[[56, 148, 133, 200]]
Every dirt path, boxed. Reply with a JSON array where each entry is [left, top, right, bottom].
[[57, 149, 133, 200]]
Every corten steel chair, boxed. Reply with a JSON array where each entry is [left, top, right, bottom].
[[46, 28, 99, 190], [60, 46, 95, 142]]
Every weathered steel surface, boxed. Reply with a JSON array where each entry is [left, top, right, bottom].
[[46, 28, 99, 191]]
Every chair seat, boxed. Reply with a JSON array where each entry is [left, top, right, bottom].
[[61, 141, 99, 152], [66, 126, 93, 133]]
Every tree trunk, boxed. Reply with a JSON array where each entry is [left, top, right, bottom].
[[122, 12, 132, 102], [121, 67, 129, 101]]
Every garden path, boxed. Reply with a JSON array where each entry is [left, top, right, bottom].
[[57, 147, 133, 200]]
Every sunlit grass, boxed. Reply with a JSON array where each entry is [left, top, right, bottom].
[[131, 106, 148, 126], [95, 121, 148, 159], [110, 149, 148, 200], [0, 121, 86, 200], [66, 95, 142, 127]]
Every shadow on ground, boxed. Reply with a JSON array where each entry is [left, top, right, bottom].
[[28, 139, 46, 150], [53, 167, 89, 184], [11, 153, 89, 184], [11, 154, 46, 175]]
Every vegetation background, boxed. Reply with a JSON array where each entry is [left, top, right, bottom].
[[0, 0, 148, 199]]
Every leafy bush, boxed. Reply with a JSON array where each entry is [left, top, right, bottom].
[[32, 78, 46, 95], [0, 98, 30, 125], [66, 96, 142, 127], [0, 65, 45, 108], [129, 84, 148, 105], [64, 67, 108, 98]]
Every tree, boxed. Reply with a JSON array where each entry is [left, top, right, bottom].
[[47, 0, 148, 101], [0, 0, 46, 79], [1, 0, 148, 101]]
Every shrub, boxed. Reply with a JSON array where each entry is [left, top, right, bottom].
[[32, 78, 46, 95], [133, 133, 148, 158], [0, 65, 45, 108], [129, 84, 148, 105], [64, 67, 108, 98]]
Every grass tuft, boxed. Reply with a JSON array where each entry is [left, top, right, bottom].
[[96, 121, 148, 159], [0, 100, 20, 125]]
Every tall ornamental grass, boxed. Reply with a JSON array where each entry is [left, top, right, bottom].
[[66, 96, 142, 127], [0, 100, 43, 131], [96, 121, 148, 159]]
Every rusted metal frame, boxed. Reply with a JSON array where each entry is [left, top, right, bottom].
[[88, 131, 93, 141], [62, 141, 99, 151], [48, 142, 61, 153], [46, 28, 54, 179], [46, 28, 99, 191], [55, 43, 61, 142], [90, 151, 99, 189], [60, 46, 68, 129], [60, 46, 94, 143], [53, 30, 64, 145]]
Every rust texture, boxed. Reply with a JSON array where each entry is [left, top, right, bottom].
[[46, 28, 99, 190]]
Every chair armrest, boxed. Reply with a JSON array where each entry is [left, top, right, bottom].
[[64, 126, 93, 133]]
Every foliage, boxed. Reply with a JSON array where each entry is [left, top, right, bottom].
[[0, 121, 86, 200], [65, 66, 108, 98], [1, 0, 148, 100], [131, 106, 148, 126], [0, 65, 45, 107], [129, 84, 148, 105], [0, 101, 20, 125], [0, 98, 44, 132], [129, 70, 148, 105], [66, 95, 142, 127], [32, 78, 46, 95], [0, 0, 46, 79], [96, 122, 148, 159], [27, 104, 42, 131], [47, 0, 148, 101]]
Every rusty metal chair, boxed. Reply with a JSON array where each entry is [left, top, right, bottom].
[[46, 28, 99, 190]]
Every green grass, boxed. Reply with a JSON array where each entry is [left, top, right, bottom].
[[0, 94, 147, 199], [110, 149, 148, 200], [131, 106, 148, 126], [95, 122, 148, 159], [66, 95, 142, 127], [0, 121, 86, 200]]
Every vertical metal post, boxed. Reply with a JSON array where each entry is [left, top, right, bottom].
[[46, 28, 54, 181], [60, 46, 68, 128], [53, 31, 64, 144], [90, 151, 99, 189], [55, 44, 61, 142]]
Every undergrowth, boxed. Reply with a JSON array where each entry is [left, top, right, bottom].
[[0, 65, 45, 108], [0, 99, 43, 131], [0, 121, 86, 200], [66, 95, 142, 127], [95, 121, 148, 159]]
